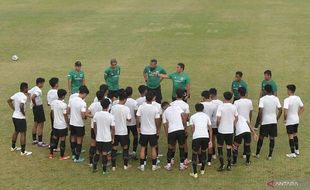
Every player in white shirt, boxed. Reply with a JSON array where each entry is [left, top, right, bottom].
[[68, 85, 89, 163], [162, 102, 187, 171], [28, 77, 47, 147], [110, 92, 132, 170], [125, 87, 139, 159], [49, 89, 70, 160], [283, 84, 304, 158], [47, 77, 59, 150], [136, 85, 147, 107], [232, 115, 257, 166], [200, 90, 217, 165], [93, 99, 115, 175], [255, 84, 282, 160], [7, 82, 32, 156], [216, 92, 238, 171], [209, 88, 223, 160], [93, 84, 109, 103], [189, 103, 213, 178], [136, 92, 161, 171], [87, 91, 104, 166]]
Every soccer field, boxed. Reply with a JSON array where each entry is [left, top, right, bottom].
[[0, 0, 309, 189]]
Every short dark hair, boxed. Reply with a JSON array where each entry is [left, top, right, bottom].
[[223, 91, 233, 100], [108, 91, 118, 99], [264, 84, 272, 93], [110, 58, 117, 64], [20, 82, 28, 92], [238, 87, 247, 97], [287, 84, 296, 93], [119, 91, 128, 101], [125, 86, 133, 96], [138, 85, 147, 95], [201, 90, 210, 99], [161, 101, 170, 109], [99, 84, 108, 91], [176, 89, 185, 99], [49, 77, 59, 88], [96, 90, 104, 101], [146, 91, 155, 102], [236, 71, 243, 77], [101, 98, 110, 109], [57, 89, 67, 99], [177, 63, 185, 70], [151, 59, 157, 64], [195, 103, 204, 112], [36, 77, 45, 85], [79, 85, 89, 94], [75, 61, 82, 67], [264, 70, 272, 76], [209, 88, 217, 96]]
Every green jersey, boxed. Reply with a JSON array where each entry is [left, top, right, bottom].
[[68, 70, 85, 93], [232, 80, 248, 99], [104, 65, 120, 91], [261, 79, 277, 96], [168, 72, 190, 98], [144, 65, 167, 89]]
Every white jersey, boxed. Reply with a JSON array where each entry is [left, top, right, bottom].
[[47, 89, 58, 106], [111, 104, 131, 135], [234, 98, 253, 122], [235, 115, 251, 136], [69, 93, 79, 102], [136, 96, 146, 107], [93, 111, 115, 142], [136, 103, 160, 135], [10, 92, 27, 119], [162, 106, 184, 133], [125, 98, 138, 126], [201, 101, 217, 128], [211, 99, 223, 128], [216, 103, 238, 134], [28, 86, 43, 108], [152, 101, 163, 115], [170, 100, 190, 114], [51, 100, 68, 130], [259, 95, 281, 125], [69, 96, 87, 127], [283, 95, 304, 126], [88, 102, 102, 129], [190, 112, 211, 139]]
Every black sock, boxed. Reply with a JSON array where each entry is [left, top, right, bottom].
[[179, 147, 185, 163], [93, 154, 99, 170], [111, 149, 117, 167], [167, 148, 173, 163], [218, 147, 224, 166], [60, 141, 65, 157], [123, 149, 129, 166], [102, 155, 108, 172], [232, 147, 238, 164], [245, 145, 251, 163], [207, 153, 212, 162], [192, 153, 198, 174], [198, 154, 202, 164], [32, 133, 37, 141], [21, 144, 25, 153], [268, 139, 275, 157], [201, 152, 206, 171], [75, 144, 82, 160], [140, 159, 144, 166], [49, 138, 56, 154], [172, 151, 176, 159], [12, 140, 16, 149], [38, 135, 43, 143], [227, 148, 232, 166], [133, 136, 138, 152], [256, 137, 264, 155], [152, 158, 157, 166], [89, 146, 96, 164], [294, 136, 299, 150], [71, 142, 77, 156], [289, 139, 295, 153]]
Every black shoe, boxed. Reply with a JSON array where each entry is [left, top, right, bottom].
[[245, 161, 251, 166], [217, 165, 225, 172], [226, 165, 232, 171]]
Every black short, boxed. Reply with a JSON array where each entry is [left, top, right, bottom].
[[286, 124, 298, 134], [113, 135, 129, 147], [168, 130, 185, 146], [12, 118, 27, 133], [192, 138, 209, 152], [70, 125, 85, 137], [54, 128, 68, 137], [212, 128, 218, 135], [91, 128, 96, 140], [32, 105, 46, 123], [139, 134, 158, 147], [217, 133, 233, 146], [234, 132, 251, 145], [260, 124, 277, 137], [147, 86, 162, 103], [127, 125, 138, 136], [96, 141, 112, 153]]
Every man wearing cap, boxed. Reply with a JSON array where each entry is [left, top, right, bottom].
[[68, 61, 85, 95]]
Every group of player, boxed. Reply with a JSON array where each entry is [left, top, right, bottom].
[[8, 59, 304, 178]]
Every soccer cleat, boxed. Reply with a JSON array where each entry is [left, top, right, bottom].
[[217, 165, 225, 172], [37, 142, 49, 148], [286, 153, 297, 158], [226, 165, 232, 171], [74, 157, 85, 163], [152, 165, 161, 171], [32, 140, 38, 145], [179, 164, 187, 171], [253, 154, 260, 159], [242, 155, 246, 159], [197, 163, 202, 167], [137, 166, 145, 172], [212, 154, 217, 160], [11, 147, 21, 152], [200, 170, 205, 175], [295, 150, 300, 155], [266, 156, 272, 160], [71, 155, 75, 160], [189, 173, 198, 179], [21, 151, 32, 156], [81, 149, 86, 153], [156, 159, 161, 166], [112, 167, 116, 171], [157, 153, 164, 157], [88, 164, 93, 168], [53, 148, 60, 152], [164, 164, 172, 171], [207, 162, 212, 166], [102, 171, 110, 176], [144, 161, 147, 166], [124, 165, 132, 170], [59, 156, 70, 161], [245, 161, 251, 166], [48, 154, 54, 159]]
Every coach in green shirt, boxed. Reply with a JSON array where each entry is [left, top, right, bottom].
[[143, 59, 167, 103], [260, 70, 277, 96], [231, 71, 248, 101], [160, 63, 191, 101], [104, 58, 120, 97], [67, 61, 85, 94]]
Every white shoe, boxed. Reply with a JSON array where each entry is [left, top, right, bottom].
[[179, 164, 187, 171], [152, 165, 161, 171], [144, 161, 147, 166], [112, 167, 116, 171], [88, 164, 93, 168], [200, 170, 205, 175], [295, 150, 300, 155], [124, 165, 132, 170], [190, 173, 198, 178], [286, 153, 297, 158], [207, 162, 211, 166], [184, 159, 191, 165], [156, 159, 161, 165], [137, 165, 145, 172], [253, 154, 260, 159], [157, 153, 163, 157], [212, 155, 217, 160], [21, 151, 32, 156], [11, 147, 21, 152], [266, 156, 272, 160], [164, 164, 172, 171], [242, 155, 246, 159]]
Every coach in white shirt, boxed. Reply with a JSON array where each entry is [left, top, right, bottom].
[[255, 84, 282, 160]]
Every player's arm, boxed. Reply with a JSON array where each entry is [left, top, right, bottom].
[[158, 73, 170, 79], [247, 121, 258, 141], [136, 116, 141, 134], [81, 111, 87, 120], [258, 108, 263, 124], [31, 94, 37, 106], [277, 107, 282, 121], [20, 103, 26, 116], [64, 112, 69, 125], [283, 108, 288, 122], [143, 71, 147, 83], [181, 113, 188, 128], [86, 110, 93, 118], [234, 115, 238, 126], [249, 110, 253, 123], [93, 122, 97, 136], [299, 106, 304, 116], [155, 118, 161, 136], [185, 84, 191, 99], [7, 98, 14, 110], [111, 125, 115, 144], [163, 122, 168, 138], [104, 70, 108, 81], [68, 73, 72, 95], [208, 124, 213, 148], [216, 116, 221, 127]]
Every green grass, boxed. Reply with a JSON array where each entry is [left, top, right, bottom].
[[0, 0, 310, 189]]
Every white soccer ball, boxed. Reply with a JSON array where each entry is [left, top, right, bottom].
[[11, 55, 19, 61]]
